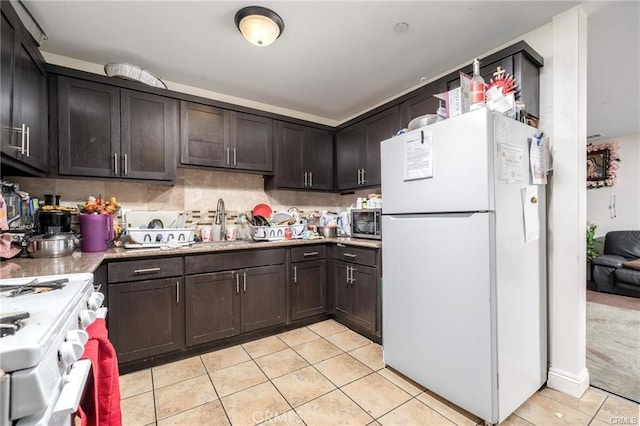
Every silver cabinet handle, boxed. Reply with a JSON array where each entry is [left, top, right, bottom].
[[123, 153, 128, 175], [176, 281, 180, 304], [346, 266, 351, 284], [113, 153, 119, 175], [25, 126, 30, 156], [243, 272, 247, 292], [236, 273, 240, 294], [226, 147, 230, 165], [309, 172, 313, 187], [292, 265, 297, 284], [20, 123, 26, 155], [303, 251, 319, 257], [343, 253, 357, 259], [357, 168, 361, 185], [337, 243, 346, 248], [362, 168, 366, 184], [133, 267, 161, 274], [304, 172, 308, 187], [233, 148, 237, 166], [350, 267, 356, 284]]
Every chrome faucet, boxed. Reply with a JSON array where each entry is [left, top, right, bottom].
[[215, 198, 225, 239]]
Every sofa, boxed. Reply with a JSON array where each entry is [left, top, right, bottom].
[[591, 230, 640, 298]]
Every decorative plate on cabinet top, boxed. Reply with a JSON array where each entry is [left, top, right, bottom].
[[104, 62, 167, 89]]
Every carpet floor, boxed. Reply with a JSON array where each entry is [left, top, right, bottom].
[[586, 291, 640, 403]]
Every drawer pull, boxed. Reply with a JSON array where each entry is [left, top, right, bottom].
[[133, 267, 161, 274], [176, 281, 180, 304], [343, 253, 357, 258], [292, 265, 297, 284], [337, 243, 346, 248], [303, 251, 319, 257]]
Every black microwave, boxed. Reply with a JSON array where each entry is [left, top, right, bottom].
[[350, 208, 382, 240]]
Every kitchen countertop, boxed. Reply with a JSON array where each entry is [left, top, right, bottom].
[[0, 237, 382, 279]]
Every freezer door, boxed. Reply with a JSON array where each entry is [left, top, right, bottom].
[[382, 212, 498, 422], [381, 109, 494, 214]]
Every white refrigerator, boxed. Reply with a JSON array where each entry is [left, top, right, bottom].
[[381, 109, 546, 424]]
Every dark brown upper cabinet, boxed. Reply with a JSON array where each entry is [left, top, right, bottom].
[[56, 76, 177, 181], [335, 106, 399, 192], [1, 1, 48, 174], [269, 121, 333, 191], [180, 101, 273, 173], [399, 80, 448, 129]]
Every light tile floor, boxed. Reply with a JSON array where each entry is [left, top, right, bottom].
[[120, 320, 640, 425]]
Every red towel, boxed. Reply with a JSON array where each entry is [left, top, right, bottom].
[[77, 318, 122, 426]]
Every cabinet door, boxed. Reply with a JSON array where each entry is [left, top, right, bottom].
[[180, 101, 230, 167], [363, 107, 399, 188], [335, 124, 364, 191], [108, 277, 183, 363], [305, 128, 333, 190], [400, 81, 447, 128], [232, 112, 273, 172], [291, 259, 327, 321], [350, 265, 377, 333], [185, 271, 240, 346], [13, 36, 47, 171], [241, 265, 285, 333], [121, 89, 177, 181], [332, 260, 352, 318], [0, 7, 16, 154], [58, 77, 120, 177], [275, 121, 305, 188]]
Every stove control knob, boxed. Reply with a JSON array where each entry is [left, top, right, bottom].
[[59, 341, 84, 367], [66, 329, 89, 345], [79, 309, 97, 329], [87, 292, 105, 310]]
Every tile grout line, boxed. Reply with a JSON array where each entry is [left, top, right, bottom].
[[200, 354, 234, 426]]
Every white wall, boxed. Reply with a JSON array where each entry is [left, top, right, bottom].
[[587, 134, 640, 237]]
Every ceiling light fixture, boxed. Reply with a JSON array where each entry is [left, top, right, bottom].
[[234, 6, 284, 47]]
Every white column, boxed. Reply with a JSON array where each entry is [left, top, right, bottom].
[[546, 6, 589, 397]]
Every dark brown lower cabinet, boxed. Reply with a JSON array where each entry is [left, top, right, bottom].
[[108, 277, 184, 363], [184, 264, 286, 345], [332, 260, 377, 334], [291, 259, 327, 321], [241, 265, 286, 333], [185, 271, 240, 347]]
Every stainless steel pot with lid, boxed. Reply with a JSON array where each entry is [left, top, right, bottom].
[[27, 233, 76, 258]]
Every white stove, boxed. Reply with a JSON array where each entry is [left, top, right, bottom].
[[0, 273, 105, 425]]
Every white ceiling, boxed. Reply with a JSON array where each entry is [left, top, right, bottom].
[[21, 1, 640, 138]]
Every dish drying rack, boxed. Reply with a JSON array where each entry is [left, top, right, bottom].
[[123, 210, 194, 248]]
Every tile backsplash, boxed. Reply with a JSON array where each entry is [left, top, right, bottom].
[[8, 168, 374, 220]]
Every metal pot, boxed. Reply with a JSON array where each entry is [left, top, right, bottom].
[[317, 226, 338, 238], [27, 233, 76, 258]]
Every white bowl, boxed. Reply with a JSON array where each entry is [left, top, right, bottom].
[[408, 114, 437, 131]]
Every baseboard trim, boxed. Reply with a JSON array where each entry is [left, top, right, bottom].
[[547, 367, 590, 398]]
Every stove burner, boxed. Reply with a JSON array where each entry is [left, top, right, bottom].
[[0, 311, 29, 337], [0, 278, 68, 298]]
